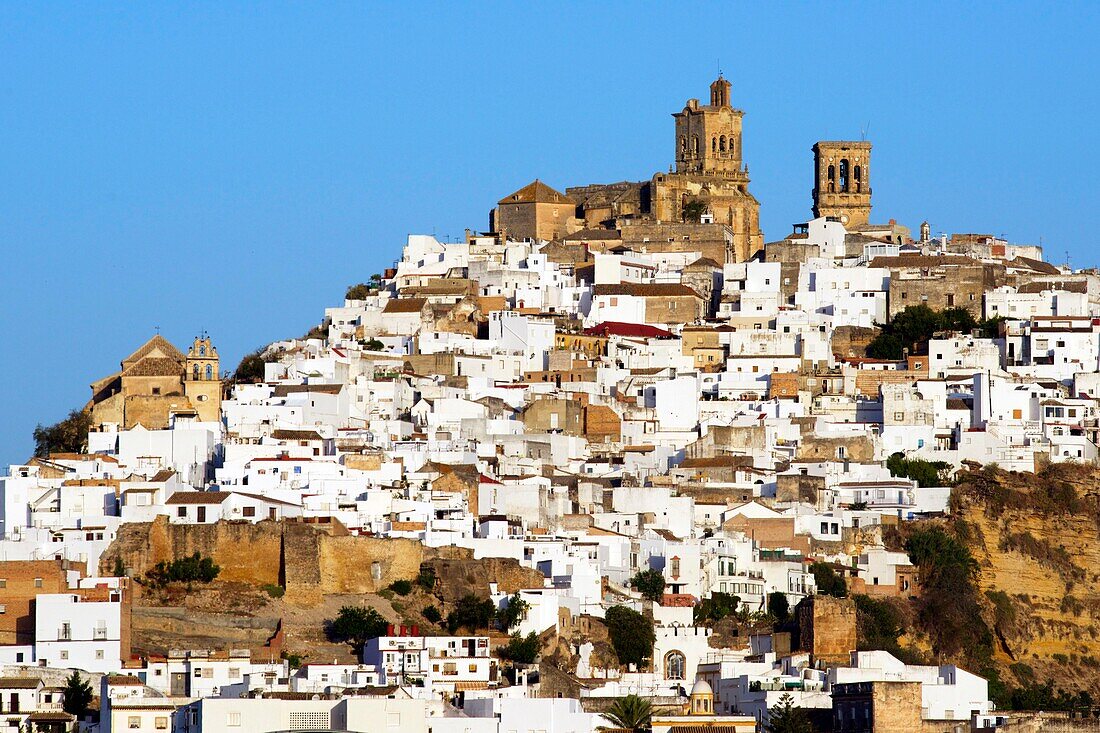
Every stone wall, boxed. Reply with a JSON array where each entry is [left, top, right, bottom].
[[101, 518, 544, 608]]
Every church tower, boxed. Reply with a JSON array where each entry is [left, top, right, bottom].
[[184, 334, 222, 422], [812, 141, 872, 227], [673, 74, 745, 176]]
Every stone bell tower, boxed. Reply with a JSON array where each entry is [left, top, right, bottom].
[[673, 74, 745, 176], [812, 141, 872, 227], [184, 334, 222, 422]]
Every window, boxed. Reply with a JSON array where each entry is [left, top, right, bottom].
[[129, 717, 141, 729], [242, 506, 256, 518], [60, 650, 69, 660], [96, 649, 104, 660], [34, 578, 43, 588], [227, 712, 241, 727], [839, 159, 850, 191], [0, 580, 5, 589], [156, 718, 168, 730], [664, 650, 686, 680], [177, 507, 187, 518]]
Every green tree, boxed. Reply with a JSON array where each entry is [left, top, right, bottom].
[[447, 595, 496, 633], [681, 199, 708, 223], [389, 579, 413, 596], [326, 605, 389, 656], [630, 568, 666, 602], [346, 283, 372, 300], [601, 694, 652, 732], [905, 525, 991, 663], [810, 562, 848, 598], [764, 692, 813, 733], [363, 338, 385, 351], [768, 592, 790, 624], [62, 670, 94, 719], [422, 605, 442, 624], [854, 594, 907, 657], [865, 304, 995, 360], [496, 593, 530, 631], [234, 347, 272, 383], [694, 592, 740, 625], [604, 605, 655, 670], [144, 553, 220, 588], [33, 408, 92, 457], [886, 452, 951, 487], [497, 632, 540, 664]]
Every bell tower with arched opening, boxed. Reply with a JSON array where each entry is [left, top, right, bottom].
[[812, 140, 872, 227], [673, 74, 744, 176], [184, 334, 222, 422]]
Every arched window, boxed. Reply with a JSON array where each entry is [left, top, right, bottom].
[[854, 165, 862, 192], [827, 164, 836, 193], [205, 364, 214, 380], [665, 651, 686, 680], [719, 135, 726, 152], [839, 159, 850, 192], [199, 345, 206, 356], [692, 136, 699, 157], [192, 364, 200, 381], [711, 137, 717, 153], [680, 136, 686, 155]]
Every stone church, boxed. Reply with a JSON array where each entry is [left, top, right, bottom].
[[88, 334, 222, 429], [566, 75, 764, 263]]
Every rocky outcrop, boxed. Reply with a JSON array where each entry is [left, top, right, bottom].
[[102, 518, 545, 609], [949, 462, 1100, 692], [420, 546, 548, 602]]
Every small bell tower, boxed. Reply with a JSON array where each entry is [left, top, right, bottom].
[[184, 333, 222, 422]]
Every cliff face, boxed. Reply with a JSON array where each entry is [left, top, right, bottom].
[[951, 463, 1100, 691]]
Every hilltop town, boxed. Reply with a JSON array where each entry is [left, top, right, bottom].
[[3, 76, 1099, 732]]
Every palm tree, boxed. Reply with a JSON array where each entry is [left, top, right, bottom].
[[601, 694, 653, 732]]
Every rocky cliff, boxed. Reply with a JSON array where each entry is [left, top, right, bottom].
[[951, 462, 1100, 694]]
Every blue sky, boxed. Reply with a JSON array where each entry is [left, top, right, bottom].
[[1, 2, 1098, 461]]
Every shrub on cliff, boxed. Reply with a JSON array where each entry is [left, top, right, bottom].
[[447, 595, 495, 633], [144, 553, 220, 588], [905, 525, 991, 665]]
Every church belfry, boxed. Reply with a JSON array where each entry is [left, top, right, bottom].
[[710, 75, 730, 108], [812, 141, 872, 227], [673, 74, 745, 176], [183, 334, 222, 422]]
